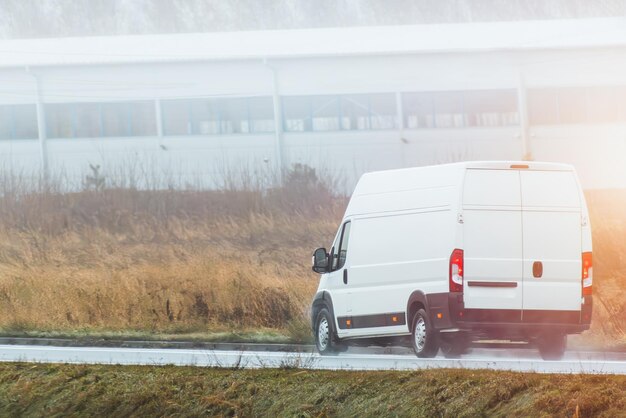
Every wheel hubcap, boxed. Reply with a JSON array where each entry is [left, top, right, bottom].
[[414, 317, 427, 352], [318, 317, 330, 350]]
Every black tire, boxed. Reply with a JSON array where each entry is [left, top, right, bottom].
[[411, 309, 439, 358], [334, 342, 349, 352], [314, 308, 338, 355], [439, 332, 472, 359], [537, 333, 567, 360]]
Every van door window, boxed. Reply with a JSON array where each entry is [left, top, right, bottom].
[[337, 221, 351, 269]]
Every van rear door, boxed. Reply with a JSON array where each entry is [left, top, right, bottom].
[[520, 170, 582, 315], [462, 169, 523, 314]]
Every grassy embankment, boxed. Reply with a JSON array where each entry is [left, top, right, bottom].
[[0, 363, 624, 417], [0, 171, 623, 348], [0, 169, 340, 343]]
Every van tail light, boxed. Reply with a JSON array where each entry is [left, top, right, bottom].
[[449, 249, 464, 293], [582, 252, 592, 296]]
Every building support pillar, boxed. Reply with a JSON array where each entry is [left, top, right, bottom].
[[517, 72, 532, 161], [155, 98, 165, 159], [396, 91, 408, 168], [155, 99, 164, 139], [27, 67, 49, 183], [264, 59, 284, 182]]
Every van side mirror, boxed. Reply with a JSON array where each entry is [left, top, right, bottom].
[[312, 248, 329, 273]]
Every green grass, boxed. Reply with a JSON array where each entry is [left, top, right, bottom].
[[0, 328, 302, 344], [0, 364, 623, 417]]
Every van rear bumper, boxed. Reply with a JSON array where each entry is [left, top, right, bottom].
[[428, 292, 592, 335]]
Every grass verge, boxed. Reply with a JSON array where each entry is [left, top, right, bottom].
[[0, 328, 296, 344], [0, 364, 624, 417]]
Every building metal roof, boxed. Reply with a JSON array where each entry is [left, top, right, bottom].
[[0, 17, 625, 68]]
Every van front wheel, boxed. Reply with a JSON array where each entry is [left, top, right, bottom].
[[411, 309, 439, 358], [315, 308, 338, 355]]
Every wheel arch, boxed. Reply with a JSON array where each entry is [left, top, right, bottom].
[[311, 291, 336, 332], [406, 290, 429, 328]]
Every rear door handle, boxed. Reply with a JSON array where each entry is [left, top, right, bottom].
[[343, 269, 348, 284], [533, 261, 543, 278]]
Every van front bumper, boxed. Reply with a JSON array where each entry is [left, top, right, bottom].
[[428, 292, 592, 335]]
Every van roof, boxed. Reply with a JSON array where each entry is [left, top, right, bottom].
[[460, 161, 574, 171], [353, 161, 575, 197], [363, 161, 574, 174]]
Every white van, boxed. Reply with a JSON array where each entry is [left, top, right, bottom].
[[311, 161, 592, 360]]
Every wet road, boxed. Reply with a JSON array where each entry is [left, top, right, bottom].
[[0, 344, 625, 374]]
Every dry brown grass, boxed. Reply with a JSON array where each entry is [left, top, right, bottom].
[[579, 190, 626, 348], [0, 167, 344, 340], [0, 172, 622, 347], [0, 214, 338, 338]]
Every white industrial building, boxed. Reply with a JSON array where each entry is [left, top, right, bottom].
[[1, 17, 626, 190]]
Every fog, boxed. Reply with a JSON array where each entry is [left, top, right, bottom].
[[1, 0, 624, 39], [0, 5, 623, 413]]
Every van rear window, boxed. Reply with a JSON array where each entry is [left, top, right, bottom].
[[520, 171, 580, 208], [463, 170, 521, 207]]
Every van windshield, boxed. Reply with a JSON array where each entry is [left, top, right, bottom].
[[330, 221, 351, 271], [337, 221, 351, 269]]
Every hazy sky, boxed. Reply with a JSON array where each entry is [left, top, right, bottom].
[[1, 0, 625, 39]]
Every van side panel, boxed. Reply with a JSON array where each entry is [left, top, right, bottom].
[[343, 208, 454, 337]]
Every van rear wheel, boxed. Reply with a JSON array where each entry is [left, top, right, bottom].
[[440, 332, 472, 358], [537, 333, 567, 360], [411, 309, 439, 358]]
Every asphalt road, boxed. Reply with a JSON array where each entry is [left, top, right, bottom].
[[1, 344, 625, 374]]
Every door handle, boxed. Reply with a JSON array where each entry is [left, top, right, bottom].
[[533, 261, 543, 278], [343, 269, 348, 284]]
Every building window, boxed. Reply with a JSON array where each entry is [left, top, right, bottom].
[[101, 102, 131, 137], [190, 99, 219, 135], [0, 104, 38, 140], [46, 104, 74, 138], [465, 90, 519, 127], [528, 89, 558, 125], [312, 96, 340, 131], [46, 101, 157, 138], [0, 107, 11, 140], [162, 100, 191, 135], [249, 96, 275, 133], [340, 95, 370, 130], [282, 94, 397, 132], [618, 87, 626, 122], [403, 92, 435, 128], [404, 90, 519, 129], [527, 86, 626, 125], [73, 103, 102, 138], [219, 98, 249, 134], [162, 96, 274, 136], [283, 96, 311, 132], [369, 93, 398, 130], [129, 101, 157, 136], [587, 86, 620, 124], [434, 91, 465, 128], [558, 88, 587, 124]]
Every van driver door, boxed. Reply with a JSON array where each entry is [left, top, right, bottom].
[[326, 220, 352, 337]]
